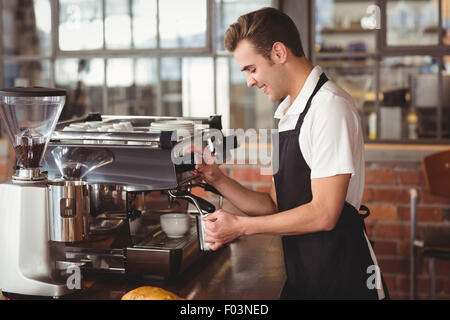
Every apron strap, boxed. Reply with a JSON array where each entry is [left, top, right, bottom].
[[359, 204, 375, 248], [358, 204, 390, 299], [294, 73, 329, 132], [359, 204, 371, 219]]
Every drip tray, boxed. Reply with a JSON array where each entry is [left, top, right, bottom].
[[63, 220, 203, 278], [134, 225, 198, 249], [126, 224, 203, 278]]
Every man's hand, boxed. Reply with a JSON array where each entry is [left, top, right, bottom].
[[185, 144, 224, 186], [203, 209, 245, 251], [193, 157, 224, 186]]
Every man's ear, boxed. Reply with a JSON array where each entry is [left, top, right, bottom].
[[271, 42, 288, 64]]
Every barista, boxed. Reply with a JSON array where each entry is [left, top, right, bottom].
[[194, 7, 389, 300]]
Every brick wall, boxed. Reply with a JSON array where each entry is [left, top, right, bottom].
[[364, 161, 450, 300], [194, 161, 450, 300]]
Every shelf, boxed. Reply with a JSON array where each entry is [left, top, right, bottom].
[[387, 25, 439, 34], [320, 26, 375, 34], [364, 143, 450, 163], [315, 51, 377, 60]]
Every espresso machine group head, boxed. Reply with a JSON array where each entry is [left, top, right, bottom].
[[0, 87, 71, 297]]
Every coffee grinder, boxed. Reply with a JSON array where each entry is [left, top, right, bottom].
[[0, 87, 69, 297]]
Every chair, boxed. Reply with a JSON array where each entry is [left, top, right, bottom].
[[410, 149, 450, 300]]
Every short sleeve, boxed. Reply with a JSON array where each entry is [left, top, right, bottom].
[[307, 94, 359, 179]]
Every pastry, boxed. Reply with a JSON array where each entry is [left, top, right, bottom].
[[121, 286, 184, 300]]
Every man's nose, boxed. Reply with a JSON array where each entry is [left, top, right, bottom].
[[246, 75, 256, 88]]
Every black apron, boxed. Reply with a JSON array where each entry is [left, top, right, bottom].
[[274, 73, 388, 300]]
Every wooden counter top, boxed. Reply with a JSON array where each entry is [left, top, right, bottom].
[[59, 234, 285, 300]]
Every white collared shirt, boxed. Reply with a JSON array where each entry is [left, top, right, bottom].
[[274, 65, 365, 210]]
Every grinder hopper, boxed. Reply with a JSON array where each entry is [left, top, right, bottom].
[[0, 87, 66, 180]]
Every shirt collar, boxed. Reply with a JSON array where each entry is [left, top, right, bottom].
[[274, 65, 323, 119]]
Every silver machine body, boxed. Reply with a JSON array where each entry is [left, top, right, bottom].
[[48, 180, 90, 242], [0, 114, 230, 298]]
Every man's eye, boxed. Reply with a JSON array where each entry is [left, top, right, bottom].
[[250, 69, 256, 73]]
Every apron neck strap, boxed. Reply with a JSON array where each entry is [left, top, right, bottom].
[[295, 72, 329, 131]]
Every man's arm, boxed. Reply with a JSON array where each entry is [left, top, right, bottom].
[[243, 173, 350, 235], [193, 154, 277, 216], [211, 173, 277, 216], [203, 173, 350, 250]]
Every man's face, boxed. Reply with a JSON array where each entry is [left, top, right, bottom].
[[233, 39, 286, 102]]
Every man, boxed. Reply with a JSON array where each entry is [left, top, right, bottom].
[[195, 7, 388, 300]]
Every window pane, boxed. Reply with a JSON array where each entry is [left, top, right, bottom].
[[318, 58, 376, 140], [59, 0, 103, 50], [159, 0, 207, 48], [106, 58, 159, 116], [387, 0, 438, 46], [215, 0, 273, 52], [3, 60, 51, 87], [380, 56, 438, 140], [105, 0, 157, 49], [55, 58, 105, 120], [217, 57, 273, 130], [107, 58, 134, 114], [132, 0, 157, 49], [161, 57, 182, 115], [444, 0, 450, 31], [135, 58, 158, 115], [182, 58, 214, 117], [104, 57, 216, 117], [105, 0, 131, 49], [315, 0, 376, 53], [2, 0, 52, 56], [216, 57, 230, 129]]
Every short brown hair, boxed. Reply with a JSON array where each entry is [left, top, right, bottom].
[[224, 7, 304, 60]]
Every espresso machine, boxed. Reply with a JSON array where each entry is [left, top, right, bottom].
[[0, 87, 71, 297], [42, 114, 235, 284], [0, 86, 234, 297]]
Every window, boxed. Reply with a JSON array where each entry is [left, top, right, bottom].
[[159, 0, 207, 48], [315, 0, 377, 54], [313, 0, 450, 143], [59, 0, 103, 50], [0, 0, 276, 133], [386, 0, 438, 46]]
